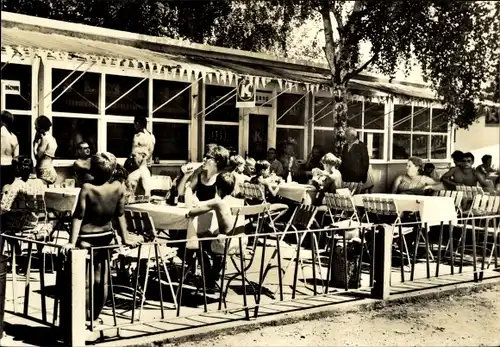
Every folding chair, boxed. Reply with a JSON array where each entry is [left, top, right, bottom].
[[217, 204, 270, 319], [239, 182, 289, 226], [361, 197, 414, 279], [434, 190, 465, 217], [341, 182, 363, 195], [114, 210, 178, 322], [455, 194, 500, 275]]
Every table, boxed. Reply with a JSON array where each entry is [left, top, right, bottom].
[[273, 183, 317, 205], [352, 193, 458, 226]]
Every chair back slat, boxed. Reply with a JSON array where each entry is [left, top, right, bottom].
[[291, 204, 318, 229], [362, 197, 398, 215], [470, 194, 500, 215], [435, 190, 464, 209], [230, 203, 271, 217], [324, 192, 355, 212], [124, 210, 156, 242], [456, 185, 484, 199], [341, 181, 363, 195], [240, 182, 266, 201]]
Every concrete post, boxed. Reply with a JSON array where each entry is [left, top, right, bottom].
[[60, 249, 86, 346], [371, 226, 392, 299]]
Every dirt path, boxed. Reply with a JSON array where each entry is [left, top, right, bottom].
[[168, 286, 500, 347]]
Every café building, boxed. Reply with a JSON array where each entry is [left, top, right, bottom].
[[2, 11, 495, 191]]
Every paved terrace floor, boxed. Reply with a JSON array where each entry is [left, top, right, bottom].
[[2, 238, 498, 346]]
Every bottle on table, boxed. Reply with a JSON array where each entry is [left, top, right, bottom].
[[185, 182, 193, 208], [286, 171, 293, 183]]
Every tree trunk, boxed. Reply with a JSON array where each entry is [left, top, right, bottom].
[[331, 86, 349, 156]]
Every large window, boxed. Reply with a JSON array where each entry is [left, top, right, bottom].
[[277, 93, 306, 158], [1, 63, 33, 157], [51, 68, 100, 159], [312, 96, 385, 160], [204, 85, 239, 153], [392, 103, 448, 160]]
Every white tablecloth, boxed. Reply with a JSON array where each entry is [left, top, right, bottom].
[[273, 183, 317, 205], [352, 193, 458, 226], [44, 187, 80, 212]]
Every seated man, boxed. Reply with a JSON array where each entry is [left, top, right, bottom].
[[73, 141, 94, 187], [476, 154, 496, 178], [441, 152, 492, 191], [62, 152, 138, 324], [186, 172, 246, 290]]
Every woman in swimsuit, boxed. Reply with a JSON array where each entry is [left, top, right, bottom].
[[392, 157, 442, 195], [132, 115, 155, 165], [33, 115, 58, 185], [125, 149, 152, 201]]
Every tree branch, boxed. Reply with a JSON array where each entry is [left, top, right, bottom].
[[343, 53, 379, 84], [331, 1, 344, 34], [319, 0, 337, 78]]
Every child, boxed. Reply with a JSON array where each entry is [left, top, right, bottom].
[[230, 155, 250, 196], [312, 153, 343, 205], [250, 160, 280, 202], [243, 157, 256, 177], [62, 152, 138, 323], [186, 172, 246, 290]]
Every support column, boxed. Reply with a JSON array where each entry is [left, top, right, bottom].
[[371, 226, 392, 299], [194, 79, 203, 162], [60, 249, 86, 346]]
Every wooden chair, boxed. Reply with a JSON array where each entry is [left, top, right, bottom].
[[114, 211, 178, 322], [434, 190, 465, 217]]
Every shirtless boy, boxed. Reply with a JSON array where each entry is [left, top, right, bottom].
[[1, 110, 19, 189], [62, 152, 138, 322], [186, 172, 246, 290]]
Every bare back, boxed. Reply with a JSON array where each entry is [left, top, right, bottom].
[[75, 181, 124, 233], [1, 126, 19, 165]]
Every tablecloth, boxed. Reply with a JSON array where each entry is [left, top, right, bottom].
[[273, 183, 317, 205], [44, 187, 80, 212], [352, 193, 458, 226]]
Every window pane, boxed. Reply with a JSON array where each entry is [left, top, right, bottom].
[[106, 75, 147, 117], [412, 106, 430, 132], [53, 118, 98, 159], [153, 80, 190, 119], [106, 123, 135, 158], [51, 69, 99, 114], [393, 104, 412, 131], [276, 128, 304, 159], [314, 97, 333, 128], [431, 135, 447, 159], [10, 114, 31, 157], [313, 130, 335, 153], [363, 132, 384, 159], [1, 63, 31, 110], [412, 134, 429, 159], [363, 102, 385, 129], [347, 101, 362, 129], [205, 85, 238, 122], [205, 124, 239, 154], [392, 133, 411, 160], [153, 123, 189, 160], [277, 94, 305, 126], [431, 108, 448, 132]]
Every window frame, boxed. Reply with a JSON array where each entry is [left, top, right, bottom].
[[46, 60, 195, 166], [0, 54, 38, 162], [311, 93, 388, 163], [389, 99, 451, 163]]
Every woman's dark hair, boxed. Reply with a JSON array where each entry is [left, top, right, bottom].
[[255, 160, 270, 175], [134, 115, 148, 128], [451, 150, 464, 162], [1, 110, 14, 129], [13, 155, 34, 181], [481, 154, 492, 164], [216, 172, 235, 198], [205, 145, 230, 171], [35, 115, 52, 132]]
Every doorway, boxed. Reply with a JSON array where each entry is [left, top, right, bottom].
[[248, 113, 268, 160]]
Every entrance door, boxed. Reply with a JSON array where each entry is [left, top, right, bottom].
[[248, 113, 268, 160]]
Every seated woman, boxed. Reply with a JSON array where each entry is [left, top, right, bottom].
[[311, 153, 343, 205], [188, 145, 230, 202], [305, 145, 325, 171], [249, 160, 280, 202], [125, 150, 152, 201], [392, 157, 442, 195], [1, 156, 47, 252]]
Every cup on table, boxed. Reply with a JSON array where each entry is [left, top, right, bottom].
[[64, 179, 75, 188]]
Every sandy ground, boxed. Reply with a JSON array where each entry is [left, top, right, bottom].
[[167, 286, 500, 347]]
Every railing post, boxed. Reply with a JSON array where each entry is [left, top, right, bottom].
[[371, 226, 392, 300], [60, 249, 86, 346]]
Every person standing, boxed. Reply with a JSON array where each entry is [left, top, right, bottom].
[[131, 115, 155, 165], [339, 127, 369, 184], [0, 110, 19, 189], [33, 115, 58, 185]]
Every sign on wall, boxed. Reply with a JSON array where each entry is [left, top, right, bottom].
[[236, 77, 256, 108], [1, 80, 21, 95], [485, 107, 499, 127]]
